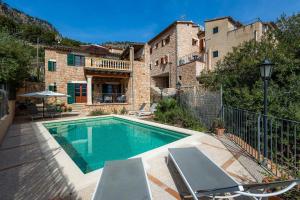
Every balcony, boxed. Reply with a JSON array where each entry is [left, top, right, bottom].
[[178, 52, 205, 66], [85, 58, 131, 72]]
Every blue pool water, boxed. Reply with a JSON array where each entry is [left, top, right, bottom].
[[44, 117, 188, 173]]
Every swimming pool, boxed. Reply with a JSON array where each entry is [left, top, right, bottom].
[[44, 117, 188, 173]]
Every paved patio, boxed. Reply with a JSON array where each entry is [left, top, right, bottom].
[[0, 116, 266, 200]]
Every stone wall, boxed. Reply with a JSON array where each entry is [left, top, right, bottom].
[[44, 49, 87, 103], [0, 100, 15, 144], [149, 27, 176, 88], [178, 61, 202, 87]]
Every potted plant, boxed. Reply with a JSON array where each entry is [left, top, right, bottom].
[[212, 118, 225, 136]]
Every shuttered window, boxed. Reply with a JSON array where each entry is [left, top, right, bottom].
[[67, 54, 75, 66], [67, 83, 75, 104], [48, 61, 56, 71], [67, 53, 85, 66]]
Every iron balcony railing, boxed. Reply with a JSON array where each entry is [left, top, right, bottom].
[[87, 58, 131, 71], [178, 52, 205, 66], [93, 93, 127, 104], [222, 105, 300, 177]]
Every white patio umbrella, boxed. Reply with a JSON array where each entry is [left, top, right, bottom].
[[19, 90, 70, 117]]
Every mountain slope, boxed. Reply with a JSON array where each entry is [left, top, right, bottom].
[[0, 1, 57, 33]]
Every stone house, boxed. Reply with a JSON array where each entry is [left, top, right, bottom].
[[148, 21, 205, 90], [204, 16, 275, 70], [44, 44, 150, 112], [148, 17, 274, 91]]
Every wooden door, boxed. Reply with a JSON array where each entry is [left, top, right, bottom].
[[75, 83, 87, 103]]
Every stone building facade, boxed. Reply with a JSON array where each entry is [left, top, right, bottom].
[[44, 45, 150, 112], [204, 17, 273, 70], [147, 17, 273, 92], [148, 21, 203, 89]]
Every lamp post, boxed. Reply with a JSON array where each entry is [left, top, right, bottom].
[[259, 59, 274, 165], [159, 87, 163, 100]]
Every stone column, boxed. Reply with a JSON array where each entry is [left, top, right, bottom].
[[87, 75, 92, 105], [129, 46, 135, 110]]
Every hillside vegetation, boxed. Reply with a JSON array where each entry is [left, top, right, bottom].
[[0, 1, 83, 46], [201, 14, 300, 121]]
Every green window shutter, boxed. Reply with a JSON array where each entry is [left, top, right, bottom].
[[48, 61, 53, 71], [48, 85, 53, 91], [67, 83, 75, 104], [67, 54, 75, 66]]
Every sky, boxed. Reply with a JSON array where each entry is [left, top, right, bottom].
[[4, 0, 300, 44]]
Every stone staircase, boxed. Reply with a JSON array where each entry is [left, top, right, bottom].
[[70, 103, 86, 113]]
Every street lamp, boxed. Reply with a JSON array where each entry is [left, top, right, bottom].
[[259, 59, 274, 165], [176, 82, 181, 90], [159, 86, 164, 100]]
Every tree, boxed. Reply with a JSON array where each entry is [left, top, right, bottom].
[[201, 13, 300, 121], [0, 31, 33, 88]]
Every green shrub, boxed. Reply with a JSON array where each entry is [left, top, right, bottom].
[[120, 107, 127, 115], [154, 98, 205, 132], [89, 109, 107, 116]]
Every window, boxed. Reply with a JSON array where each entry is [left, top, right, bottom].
[[165, 35, 170, 44], [48, 60, 56, 71], [254, 30, 258, 41], [48, 83, 57, 92], [91, 58, 94, 66], [164, 55, 169, 64], [213, 50, 219, 58], [67, 53, 85, 66], [160, 57, 164, 64], [179, 76, 182, 80], [155, 43, 159, 49], [149, 63, 152, 70], [161, 39, 165, 47], [192, 38, 199, 46], [155, 60, 159, 66], [150, 47, 152, 54], [213, 26, 219, 34]]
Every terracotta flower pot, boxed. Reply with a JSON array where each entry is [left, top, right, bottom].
[[215, 128, 225, 136]]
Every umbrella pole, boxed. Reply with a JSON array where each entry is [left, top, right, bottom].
[[43, 98, 45, 118]]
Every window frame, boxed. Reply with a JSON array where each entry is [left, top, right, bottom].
[[212, 50, 219, 58], [213, 26, 219, 34]]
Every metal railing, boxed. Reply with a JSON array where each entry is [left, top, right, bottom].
[[88, 58, 130, 71], [93, 93, 127, 104], [222, 105, 300, 177], [178, 52, 205, 66]]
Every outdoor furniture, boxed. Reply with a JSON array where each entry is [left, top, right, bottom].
[[168, 147, 300, 200], [103, 95, 112, 103], [116, 95, 126, 103], [128, 103, 147, 115], [45, 105, 62, 118], [92, 158, 152, 200], [19, 90, 69, 117], [27, 104, 43, 121], [137, 103, 157, 117]]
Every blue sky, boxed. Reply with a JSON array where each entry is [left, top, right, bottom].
[[5, 0, 300, 44]]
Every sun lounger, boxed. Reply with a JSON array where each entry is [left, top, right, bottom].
[[27, 104, 43, 121], [92, 158, 152, 200], [137, 103, 157, 117], [168, 147, 300, 199]]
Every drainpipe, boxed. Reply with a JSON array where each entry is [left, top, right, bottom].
[[129, 46, 135, 110], [175, 25, 179, 88]]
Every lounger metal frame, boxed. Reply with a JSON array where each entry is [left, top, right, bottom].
[[168, 147, 299, 200]]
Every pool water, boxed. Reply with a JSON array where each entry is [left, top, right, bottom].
[[44, 117, 187, 173]]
